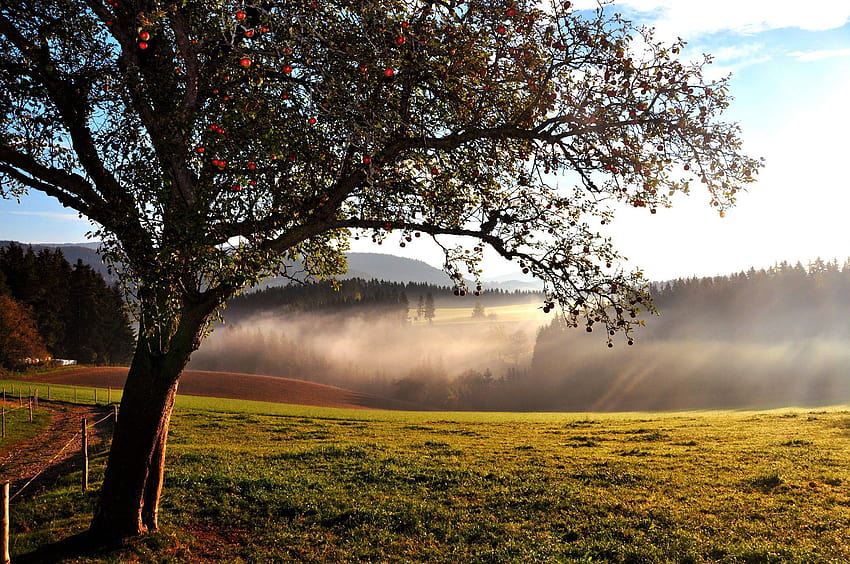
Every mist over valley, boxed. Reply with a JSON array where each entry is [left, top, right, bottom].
[[190, 259, 850, 411]]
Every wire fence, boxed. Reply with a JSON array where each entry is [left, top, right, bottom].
[[8, 410, 115, 501], [0, 395, 118, 562], [0, 383, 119, 408]]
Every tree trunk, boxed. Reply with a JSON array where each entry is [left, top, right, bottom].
[[87, 337, 186, 541]]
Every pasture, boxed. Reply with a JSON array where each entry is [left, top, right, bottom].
[[4, 393, 850, 563], [414, 303, 550, 325]]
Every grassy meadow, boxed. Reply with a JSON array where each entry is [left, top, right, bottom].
[[4, 393, 850, 563]]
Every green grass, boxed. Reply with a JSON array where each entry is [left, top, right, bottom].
[[0, 379, 121, 408], [5, 402, 850, 563], [0, 402, 50, 448]]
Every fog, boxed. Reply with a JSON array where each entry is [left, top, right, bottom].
[[190, 308, 541, 408], [529, 330, 850, 411], [190, 305, 850, 411], [190, 265, 850, 411]]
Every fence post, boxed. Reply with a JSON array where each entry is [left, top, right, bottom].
[[1, 405, 4, 439], [113, 404, 118, 423], [74, 387, 77, 403], [81, 418, 89, 492], [108, 386, 111, 404], [28, 397, 33, 423], [94, 388, 97, 405], [47, 385, 50, 401], [1, 482, 10, 564]]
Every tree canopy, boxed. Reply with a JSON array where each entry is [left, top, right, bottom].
[[0, 0, 761, 541], [0, 0, 760, 344], [0, 294, 49, 368], [0, 242, 135, 364]]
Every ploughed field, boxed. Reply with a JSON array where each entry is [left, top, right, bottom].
[[6, 396, 850, 563], [18, 366, 413, 410]]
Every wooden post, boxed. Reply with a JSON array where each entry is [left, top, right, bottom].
[[81, 418, 89, 491], [1, 405, 5, 439], [94, 388, 98, 405], [1, 482, 10, 564], [17, 389, 21, 407], [74, 387, 77, 403], [107, 386, 111, 404], [113, 404, 118, 423], [28, 397, 33, 423], [47, 385, 50, 400]]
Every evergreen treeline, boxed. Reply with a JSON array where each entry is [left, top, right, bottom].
[[527, 258, 850, 411], [648, 258, 850, 341], [0, 242, 135, 365], [225, 278, 539, 322]]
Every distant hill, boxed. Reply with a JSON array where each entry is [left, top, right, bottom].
[[345, 253, 453, 285], [1, 241, 542, 288]]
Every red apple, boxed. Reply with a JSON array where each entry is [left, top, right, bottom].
[[138, 41, 149, 50], [235, 10, 246, 20], [283, 64, 293, 73], [239, 57, 251, 67], [384, 68, 395, 77], [139, 31, 150, 41]]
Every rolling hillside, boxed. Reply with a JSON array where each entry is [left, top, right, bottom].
[[18, 366, 416, 410]]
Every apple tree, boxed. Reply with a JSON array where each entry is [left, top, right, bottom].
[[0, 0, 760, 541]]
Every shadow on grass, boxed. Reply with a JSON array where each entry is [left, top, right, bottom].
[[12, 530, 123, 564]]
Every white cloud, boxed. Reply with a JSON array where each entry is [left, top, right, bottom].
[[1, 210, 84, 221], [598, 0, 850, 39], [787, 47, 850, 62]]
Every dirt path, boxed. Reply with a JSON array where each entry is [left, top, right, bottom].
[[0, 401, 114, 501]]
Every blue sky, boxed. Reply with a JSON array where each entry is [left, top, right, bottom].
[[2, 1, 850, 281]]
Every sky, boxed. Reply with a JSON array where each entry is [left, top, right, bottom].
[[2, 0, 849, 282]]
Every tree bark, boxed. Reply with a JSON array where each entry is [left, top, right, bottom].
[[141, 422, 169, 531], [88, 335, 186, 541]]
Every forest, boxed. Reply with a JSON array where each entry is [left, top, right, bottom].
[[192, 259, 850, 411], [224, 278, 540, 321], [0, 242, 135, 368]]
